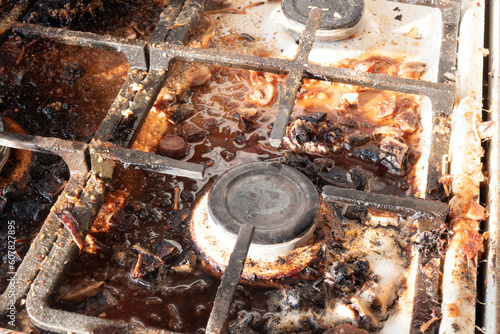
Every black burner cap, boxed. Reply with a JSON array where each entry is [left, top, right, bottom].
[[208, 162, 320, 245], [282, 0, 364, 31]]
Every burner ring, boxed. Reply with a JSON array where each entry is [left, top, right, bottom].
[[208, 162, 320, 245], [281, 0, 365, 41]]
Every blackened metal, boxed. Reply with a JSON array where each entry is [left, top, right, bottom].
[[322, 186, 448, 224], [409, 248, 441, 334], [282, 0, 364, 30], [269, 7, 322, 147], [0, 132, 89, 174], [206, 223, 255, 334], [91, 71, 147, 179], [12, 22, 148, 70], [152, 42, 455, 100], [0, 0, 33, 44], [94, 72, 147, 143], [306, 64, 456, 105], [0, 174, 87, 315], [91, 143, 205, 179], [148, 0, 186, 44], [107, 70, 169, 147], [164, 0, 205, 44], [394, 0, 461, 83], [150, 42, 290, 73], [0, 116, 11, 172], [208, 162, 319, 244]]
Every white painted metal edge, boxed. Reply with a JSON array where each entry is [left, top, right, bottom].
[[484, 0, 500, 331], [439, 0, 485, 332]]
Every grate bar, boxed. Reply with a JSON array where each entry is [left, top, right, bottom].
[[269, 7, 321, 147], [148, 0, 186, 44], [322, 186, 448, 223], [107, 70, 169, 147], [0, 173, 87, 315], [165, 0, 205, 45], [0, 132, 88, 174], [91, 143, 205, 179], [12, 22, 148, 70], [0, 0, 33, 43], [206, 223, 255, 334]]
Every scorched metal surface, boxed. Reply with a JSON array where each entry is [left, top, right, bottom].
[[0, 0, 490, 333]]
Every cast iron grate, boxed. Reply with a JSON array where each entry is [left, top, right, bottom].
[[0, 0, 460, 333]]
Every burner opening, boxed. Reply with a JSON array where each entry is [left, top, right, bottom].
[[207, 162, 320, 258], [281, 0, 365, 41]]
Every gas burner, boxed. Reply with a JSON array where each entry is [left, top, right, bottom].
[[209, 162, 320, 255], [281, 0, 365, 41], [191, 162, 332, 279]]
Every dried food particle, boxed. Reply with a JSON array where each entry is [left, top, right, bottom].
[[351, 168, 367, 190], [344, 205, 368, 221], [287, 119, 314, 145], [171, 250, 196, 274], [465, 200, 485, 220], [352, 145, 380, 164], [398, 62, 426, 79], [55, 210, 84, 249], [169, 105, 195, 124], [248, 83, 275, 106], [372, 126, 404, 140], [281, 282, 325, 310], [344, 131, 370, 150], [58, 280, 105, 304], [340, 114, 361, 128], [379, 137, 409, 175], [221, 150, 236, 162], [186, 66, 212, 87], [154, 239, 180, 262], [132, 252, 164, 278], [395, 110, 418, 133], [182, 124, 207, 142], [238, 33, 255, 41], [158, 135, 188, 159], [327, 261, 355, 292], [297, 112, 327, 123], [236, 107, 260, 120], [376, 99, 397, 121], [199, 117, 219, 131], [351, 260, 370, 285], [352, 56, 398, 76], [239, 115, 260, 132]]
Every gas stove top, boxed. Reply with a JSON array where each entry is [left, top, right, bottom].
[[0, 0, 493, 333]]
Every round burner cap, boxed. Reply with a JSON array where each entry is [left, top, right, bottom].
[[282, 0, 365, 31], [281, 0, 365, 41], [208, 162, 320, 245]]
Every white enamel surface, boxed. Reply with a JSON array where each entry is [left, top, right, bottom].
[[213, 0, 442, 81]]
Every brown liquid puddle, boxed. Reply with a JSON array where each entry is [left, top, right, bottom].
[[54, 58, 423, 333]]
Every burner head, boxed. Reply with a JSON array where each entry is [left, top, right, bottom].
[[0, 116, 11, 172], [281, 0, 365, 41], [208, 162, 320, 246]]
